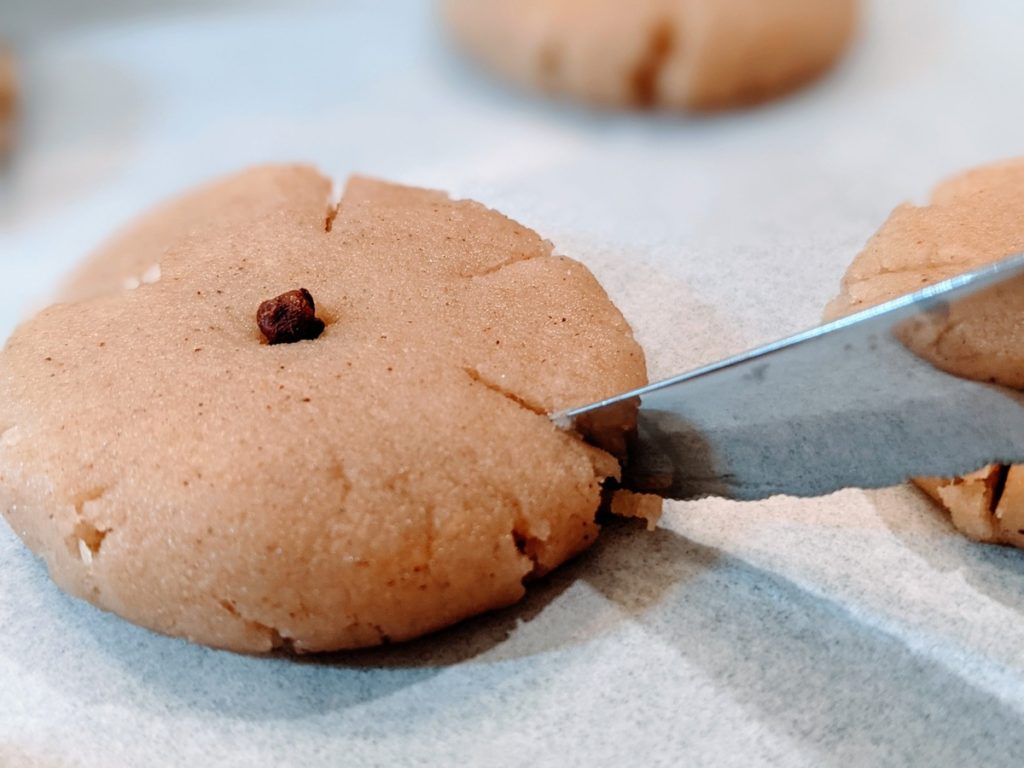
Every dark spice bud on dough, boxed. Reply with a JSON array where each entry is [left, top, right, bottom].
[[257, 288, 325, 345]]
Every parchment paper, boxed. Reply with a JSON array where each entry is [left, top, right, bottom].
[[3, 1, 1024, 765]]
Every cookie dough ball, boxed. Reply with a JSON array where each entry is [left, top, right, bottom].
[[0, 166, 650, 652], [827, 159, 1024, 547], [0, 48, 15, 152], [442, 0, 859, 111]]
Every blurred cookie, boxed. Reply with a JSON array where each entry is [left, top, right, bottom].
[[442, 0, 858, 110], [827, 159, 1024, 547], [0, 49, 15, 151], [0, 166, 651, 652]]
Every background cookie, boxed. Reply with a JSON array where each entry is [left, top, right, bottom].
[[827, 159, 1024, 548], [442, 0, 859, 110], [0, 48, 14, 152], [0, 166, 649, 653]]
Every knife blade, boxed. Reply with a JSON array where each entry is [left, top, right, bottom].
[[555, 253, 1024, 501]]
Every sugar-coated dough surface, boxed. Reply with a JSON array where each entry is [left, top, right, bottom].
[[0, 166, 649, 653], [828, 159, 1024, 548], [443, 0, 858, 110]]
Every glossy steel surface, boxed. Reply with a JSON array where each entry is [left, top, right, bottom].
[[558, 253, 1024, 500]]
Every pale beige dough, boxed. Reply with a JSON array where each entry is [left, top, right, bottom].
[[828, 159, 1024, 548], [442, 0, 859, 110], [0, 166, 651, 652]]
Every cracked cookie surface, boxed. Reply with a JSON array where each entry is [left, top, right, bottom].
[[442, 0, 858, 111], [0, 166, 649, 652]]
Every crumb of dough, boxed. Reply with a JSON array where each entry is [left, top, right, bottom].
[[610, 489, 663, 531]]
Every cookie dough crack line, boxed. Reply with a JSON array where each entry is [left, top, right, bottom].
[[989, 464, 1011, 516], [928, 318, 967, 355], [324, 179, 343, 233], [630, 17, 676, 107], [461, 366, 546, 416], [460, 368, 627, 490], [458, 251, 547, 280]]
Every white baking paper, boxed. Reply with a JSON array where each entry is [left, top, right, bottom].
[[3, 1, 1024, 765]]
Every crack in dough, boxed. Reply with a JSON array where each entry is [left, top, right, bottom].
[[462, 366, 547, 417]]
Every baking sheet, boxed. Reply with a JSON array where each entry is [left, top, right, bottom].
[[3, 1, 1024, 765]]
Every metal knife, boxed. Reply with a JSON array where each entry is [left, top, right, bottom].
[[555, 253, 1024, 501]]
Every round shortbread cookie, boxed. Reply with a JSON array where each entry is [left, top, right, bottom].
[[827, 159, 1024, 548], [442, 0, 858, 111], [0, 166, 651, 652]]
